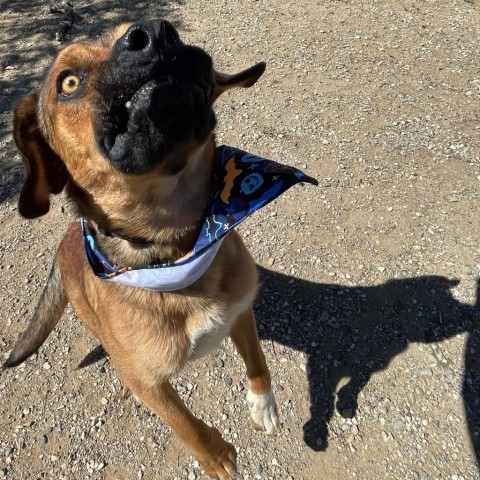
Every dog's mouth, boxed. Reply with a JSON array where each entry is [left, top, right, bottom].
[[101, 76, 177, 159], [95, 20, 216, 175]]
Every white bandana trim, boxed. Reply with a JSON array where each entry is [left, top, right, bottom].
[[106, 238, 224, 291]]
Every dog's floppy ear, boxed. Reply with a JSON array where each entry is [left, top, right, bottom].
[[13, 93, 68, 219], [213, 61, 266, 102]]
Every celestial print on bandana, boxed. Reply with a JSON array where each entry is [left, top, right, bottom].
[[82, 145, 318, 288], [193, 145, 318, 254]]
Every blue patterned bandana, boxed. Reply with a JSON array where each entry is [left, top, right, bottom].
[[82, 145, 318, 291]]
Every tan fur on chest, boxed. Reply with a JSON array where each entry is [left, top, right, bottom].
[[187, 290, 257, 360], [58, 226, 259, 388]]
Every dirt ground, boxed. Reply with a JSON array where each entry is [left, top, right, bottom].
[[0, 0, 479, 479]]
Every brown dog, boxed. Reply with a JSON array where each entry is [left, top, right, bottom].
[[4, 20, 312, 479]]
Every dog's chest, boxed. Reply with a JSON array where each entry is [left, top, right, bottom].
[[188, 292, 255, 360]]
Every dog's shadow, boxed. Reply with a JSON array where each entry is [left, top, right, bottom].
[[255, 267, 480, 460], [79, 267, 480, 462]]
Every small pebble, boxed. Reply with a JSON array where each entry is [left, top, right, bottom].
[[15, 437, 25, 450], [394, 419, 405, 430], [299, 363, 311, 375]]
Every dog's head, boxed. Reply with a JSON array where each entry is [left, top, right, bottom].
[[14, 19, 265, 224]]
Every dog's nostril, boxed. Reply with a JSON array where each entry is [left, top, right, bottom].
[[124, 25, 150, 51]]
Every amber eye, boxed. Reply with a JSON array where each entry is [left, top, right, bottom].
[[60, 74, 82, 96]]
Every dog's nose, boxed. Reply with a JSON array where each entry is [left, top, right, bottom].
[[119, 19, 180, 58]]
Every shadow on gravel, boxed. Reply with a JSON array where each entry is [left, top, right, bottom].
[[255, 268, 480, 463], [0, 0, 184, 204]]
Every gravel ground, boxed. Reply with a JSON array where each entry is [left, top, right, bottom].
[[1, 0, 479, 479]]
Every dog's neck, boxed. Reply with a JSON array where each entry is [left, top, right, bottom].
[[70, 139, 218, 269], [82, 144, 318, 288]]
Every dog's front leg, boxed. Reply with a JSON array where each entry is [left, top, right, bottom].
[[122, 376, 237, 479], [230, 307, 280, 434]]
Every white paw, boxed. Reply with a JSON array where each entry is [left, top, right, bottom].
[[246, 389, 279, 435]]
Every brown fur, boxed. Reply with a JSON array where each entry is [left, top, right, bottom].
[[6, 23, 276, 479]]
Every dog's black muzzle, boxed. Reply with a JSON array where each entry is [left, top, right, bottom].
[[96, 19, 216, 175]]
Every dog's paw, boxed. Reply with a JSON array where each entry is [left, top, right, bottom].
[[197, 428, 237, 479], [246, 389, 279, 435]]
